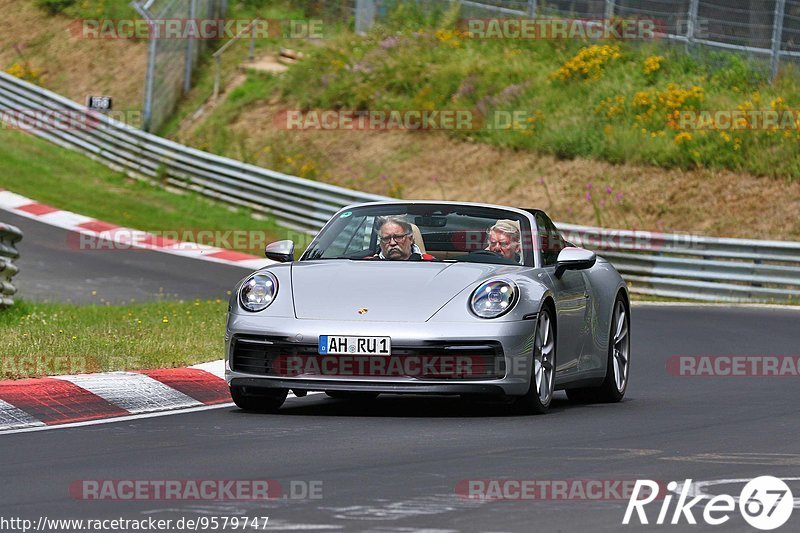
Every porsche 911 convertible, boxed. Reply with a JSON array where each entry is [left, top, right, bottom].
[[225, 201, 630, 414]]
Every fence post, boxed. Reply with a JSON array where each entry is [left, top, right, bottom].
[[213, 54, 221, 100], [605, 0, 615, 20], [184, 0, 197, 95], [527, 0, 537, 18], [355, 0, 376, 34], [132, 1, 157, 132], [686, 0, 700, 52], [249, 20, 256, 61], [770, 0, 786, 82]]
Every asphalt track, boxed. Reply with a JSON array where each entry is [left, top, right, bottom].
[[2, 210, 247, 303], [2, 208, 799, 531]]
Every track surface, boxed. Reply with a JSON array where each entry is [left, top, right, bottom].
[[1, 306, 798, 531], [2, 210, 248, 303]]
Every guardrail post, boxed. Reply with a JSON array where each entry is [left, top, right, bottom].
[[770, 0, 786, 82]]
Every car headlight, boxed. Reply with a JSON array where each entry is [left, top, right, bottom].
[[470, 279, 518, 318], [239, 272, 278, 312]]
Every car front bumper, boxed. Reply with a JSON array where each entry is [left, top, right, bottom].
[[225, 313, 537, 397]]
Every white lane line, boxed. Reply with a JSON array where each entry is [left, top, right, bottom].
[[0, 391, 325, 436], [0, 402, 234, 435], [0, 399, 47, 431], [54, 372, 202, 414], [632, 301, 800, 310]]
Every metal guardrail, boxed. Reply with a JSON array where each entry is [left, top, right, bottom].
[[1, 71, 799, 303], [0, 223, 22, 308], [0, 71, 386, 235]]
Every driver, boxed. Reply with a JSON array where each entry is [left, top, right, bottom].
[[485, 219, 522, 263], [370, 217, 435, 261]]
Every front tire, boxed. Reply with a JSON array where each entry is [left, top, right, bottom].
[[566, 296, 630, 403], [230, 386, 288, 412], [513, 307, 556, 415]]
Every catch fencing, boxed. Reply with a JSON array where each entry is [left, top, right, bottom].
[[1, 71, 799, 303], [0, 223, 22, 309], [132, 0, 228, 132], [351, 0, 800, 80]]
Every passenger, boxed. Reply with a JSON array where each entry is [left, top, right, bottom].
[[486, 219, 522, 263], [370, 217, 435, 261]]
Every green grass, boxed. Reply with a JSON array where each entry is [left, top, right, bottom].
[[262, 2, 800, 179], [0, 299, 226, 379], [34, 0, 136, 19], [0, 129, 296, 255]]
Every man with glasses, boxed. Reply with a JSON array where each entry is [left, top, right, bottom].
[[486, 219, 522, 263], [371, 217, 435, 261]]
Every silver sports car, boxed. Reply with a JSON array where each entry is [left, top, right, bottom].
[[225, 201, 630, 414]]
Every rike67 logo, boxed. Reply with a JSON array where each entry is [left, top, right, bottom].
[[623, 476, 794, 530]]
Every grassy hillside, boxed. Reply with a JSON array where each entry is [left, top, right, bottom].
[[277, 4, 800, 179], [167, 4, 800, 239], [0, 129, 284, 255]]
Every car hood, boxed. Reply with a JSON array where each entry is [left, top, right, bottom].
[[291, 261, 514, 321]]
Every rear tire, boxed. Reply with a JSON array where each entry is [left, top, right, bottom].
[[230, 386, 287, 412], [513, 307, 556, 415], [566, 295, 630, 404]]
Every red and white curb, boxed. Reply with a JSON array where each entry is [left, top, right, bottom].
[[0, 189, 271, 270], [0, 360, 232, 432]]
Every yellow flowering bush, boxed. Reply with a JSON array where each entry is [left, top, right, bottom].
[[595, 95, 626, 118], [550, 44, 622, 81], [5, 62, 42, 84], [643, 55, 664, 76], [434, 29, 464, 47]]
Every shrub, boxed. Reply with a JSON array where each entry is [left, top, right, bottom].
[[34, 0, 75, 15]]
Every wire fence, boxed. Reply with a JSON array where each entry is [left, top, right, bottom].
[[347, 0, 800, 80], [132, 0, 228, 132]]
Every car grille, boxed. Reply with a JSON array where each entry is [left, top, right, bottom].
[[231, 335, 505, 380]]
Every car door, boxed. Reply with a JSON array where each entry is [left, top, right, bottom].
[[535, 213, 591, 379]]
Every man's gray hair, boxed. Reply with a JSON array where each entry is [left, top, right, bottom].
[[488, 219, 521, 242], [378, 216, 413, 235]]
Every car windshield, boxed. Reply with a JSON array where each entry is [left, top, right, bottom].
[[301, 203, 533, 266]]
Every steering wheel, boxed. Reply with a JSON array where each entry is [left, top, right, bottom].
[[461, 249, 519, 265]]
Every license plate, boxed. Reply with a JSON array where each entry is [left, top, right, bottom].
[[318, 335, 391, 355]]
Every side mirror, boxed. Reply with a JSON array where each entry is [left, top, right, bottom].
[[265, 240, 295, 263], [554, 247, 596, 279]]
